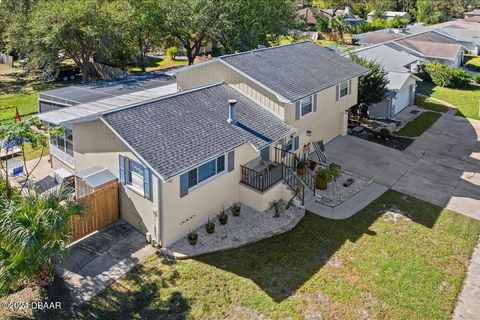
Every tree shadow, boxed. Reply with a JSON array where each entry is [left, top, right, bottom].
[[196, 190, 444, 302], [31, 274, 74, 320]]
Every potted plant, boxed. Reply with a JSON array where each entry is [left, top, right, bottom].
[[309, 160, 317, 171], [231, 202, 241, 216], [217, 208, 228, 225], [296, 157, 309, 176], [270, 199, 283, 218], [205, 217, 215, 234], [187, 230, 198, 245], [315, 175, 328, 190]]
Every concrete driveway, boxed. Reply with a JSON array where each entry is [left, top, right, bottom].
[[325, 110, 480, 219], [59, 220, 156, 306]]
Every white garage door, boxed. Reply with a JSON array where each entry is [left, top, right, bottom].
[[394, 86, 411, 115]]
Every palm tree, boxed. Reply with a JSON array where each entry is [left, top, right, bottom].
[[328, 15, 348, 43], [0, 186, 83, 295]]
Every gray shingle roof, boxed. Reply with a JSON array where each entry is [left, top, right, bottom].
[[219, 41, 368, 102], [351, 45, 419, 72], [103, 83, 295, 180]]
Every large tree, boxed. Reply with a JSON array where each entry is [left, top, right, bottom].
[[349, 55, 389, 117], [21, 0, 113, 83], [162, 0, 222, 65]]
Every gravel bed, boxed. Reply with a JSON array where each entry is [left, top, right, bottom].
[[314, 167, 372, 207], [164, 203, 305, 259]]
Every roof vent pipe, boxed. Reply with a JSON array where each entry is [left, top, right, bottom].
[[228, 99, 237, 124]]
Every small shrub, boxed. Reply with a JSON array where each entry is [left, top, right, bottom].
[[316, 167, 333, 183], [166, 46, 178, 60], [187, 230, 198, 245], [205, 218, 215, 234], [329, 163, 342, 180], [315, 175, 328, 190], [217, 208, 228, 225], [379, 128, 391, 139], [474, 74, 480, 84], [270, 200, 283, 218], [231, 202, 241, 216]]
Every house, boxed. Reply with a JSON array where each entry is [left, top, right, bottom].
[[386, 32, 465, 67], [296, 6, 365, 27], [433, 25, 480, 55], [38, 42, 367, 247], [464, 9, 480, 18], [367, 11, 412, 23], [358, 32, 405, 46], [349, 44, 421, 119]]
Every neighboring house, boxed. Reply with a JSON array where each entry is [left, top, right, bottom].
[[38, 42, 367, 247], [296, 6, 365, 27], [38, 73, 176, 113], [367, 11, 412, 23], [349, 44, 421, 119], [464, 9, 480, 18], [386, 32, 465, 67], [433, 25, 480, 55]]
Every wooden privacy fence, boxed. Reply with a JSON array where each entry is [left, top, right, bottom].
[[70, 182, 119, 242]]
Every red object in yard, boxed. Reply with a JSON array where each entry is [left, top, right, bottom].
[[14, 107, 21, 122]]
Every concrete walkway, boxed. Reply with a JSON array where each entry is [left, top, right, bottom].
[[306, 183, 388, 219], [453, 240, 480, 320], [59, 220, 156, 306]]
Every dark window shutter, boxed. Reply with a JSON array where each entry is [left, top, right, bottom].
[[119, 155, 126, 184], [294, 136, 300, 151], [295, 101, 300, 120], [228, 150, 235, 172], [348, 79, 352, 95], [313, 94, 318, 112], [260, 146, 270, 161], [335, 85, 340, 101], [143, 167, 152, 200], [180, 173, 189, 198]]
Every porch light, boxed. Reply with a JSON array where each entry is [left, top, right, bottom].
[[306, 130, 312, 136]]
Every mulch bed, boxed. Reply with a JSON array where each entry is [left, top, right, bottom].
[[349, 126, 414, 151]]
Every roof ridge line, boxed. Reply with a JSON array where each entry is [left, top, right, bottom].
[[218, 41, 311, 60]]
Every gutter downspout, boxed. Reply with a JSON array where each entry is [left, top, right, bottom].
[[158, 179, 166, 247]]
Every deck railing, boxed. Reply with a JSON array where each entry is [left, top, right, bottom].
[[240, 163, 283, 192]]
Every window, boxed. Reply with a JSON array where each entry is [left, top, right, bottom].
[[284, 139, 293, 152], [339, 81, 349, 98], [50, 126, 74, 157], [187, 155, 225, 189], [300, 96, 313, 116], [127, 159, 145, 191]]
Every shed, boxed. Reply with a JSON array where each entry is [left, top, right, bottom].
[[75, 166, 118, 197]]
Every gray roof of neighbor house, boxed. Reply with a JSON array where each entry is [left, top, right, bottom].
[[103, 83, 296, 180], [218, 41, 368, 102], [39, 73, 176, 106], [434, 25, 480, 44], [358, 32, 405, 45], [350, 45, 419, 72], [464, 16, 480, 23], [391, 32, 463, 60]]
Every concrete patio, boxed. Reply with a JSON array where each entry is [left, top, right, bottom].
[[324, 107, 480, 219], [58, 220, 155, 306]]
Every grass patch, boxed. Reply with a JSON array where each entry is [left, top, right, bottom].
[[414, 95, 449, 113], [396, 111, 441, 137], [464, 55, 480, 71], [74, 190, 480, 320], [417, 81, 480, 120], [126, 57, 188, 73]]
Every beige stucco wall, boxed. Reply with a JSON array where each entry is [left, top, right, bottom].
[[161, 143, 289, 246], [57, 120, 159, 240]]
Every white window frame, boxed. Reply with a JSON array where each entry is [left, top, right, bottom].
[[50, 126, 74, 157], [339, 80, 349, 99], [126, 158, 145, 194], [300, 96, 313, 117]]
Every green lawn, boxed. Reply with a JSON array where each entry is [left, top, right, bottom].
[[73, 190, 480, 320], [464, 55, 480, 71], [126, 57, 188, 73], [416, 81, 480, 120], [396, 111, 441, 137], [414, 95, 449, 113]]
